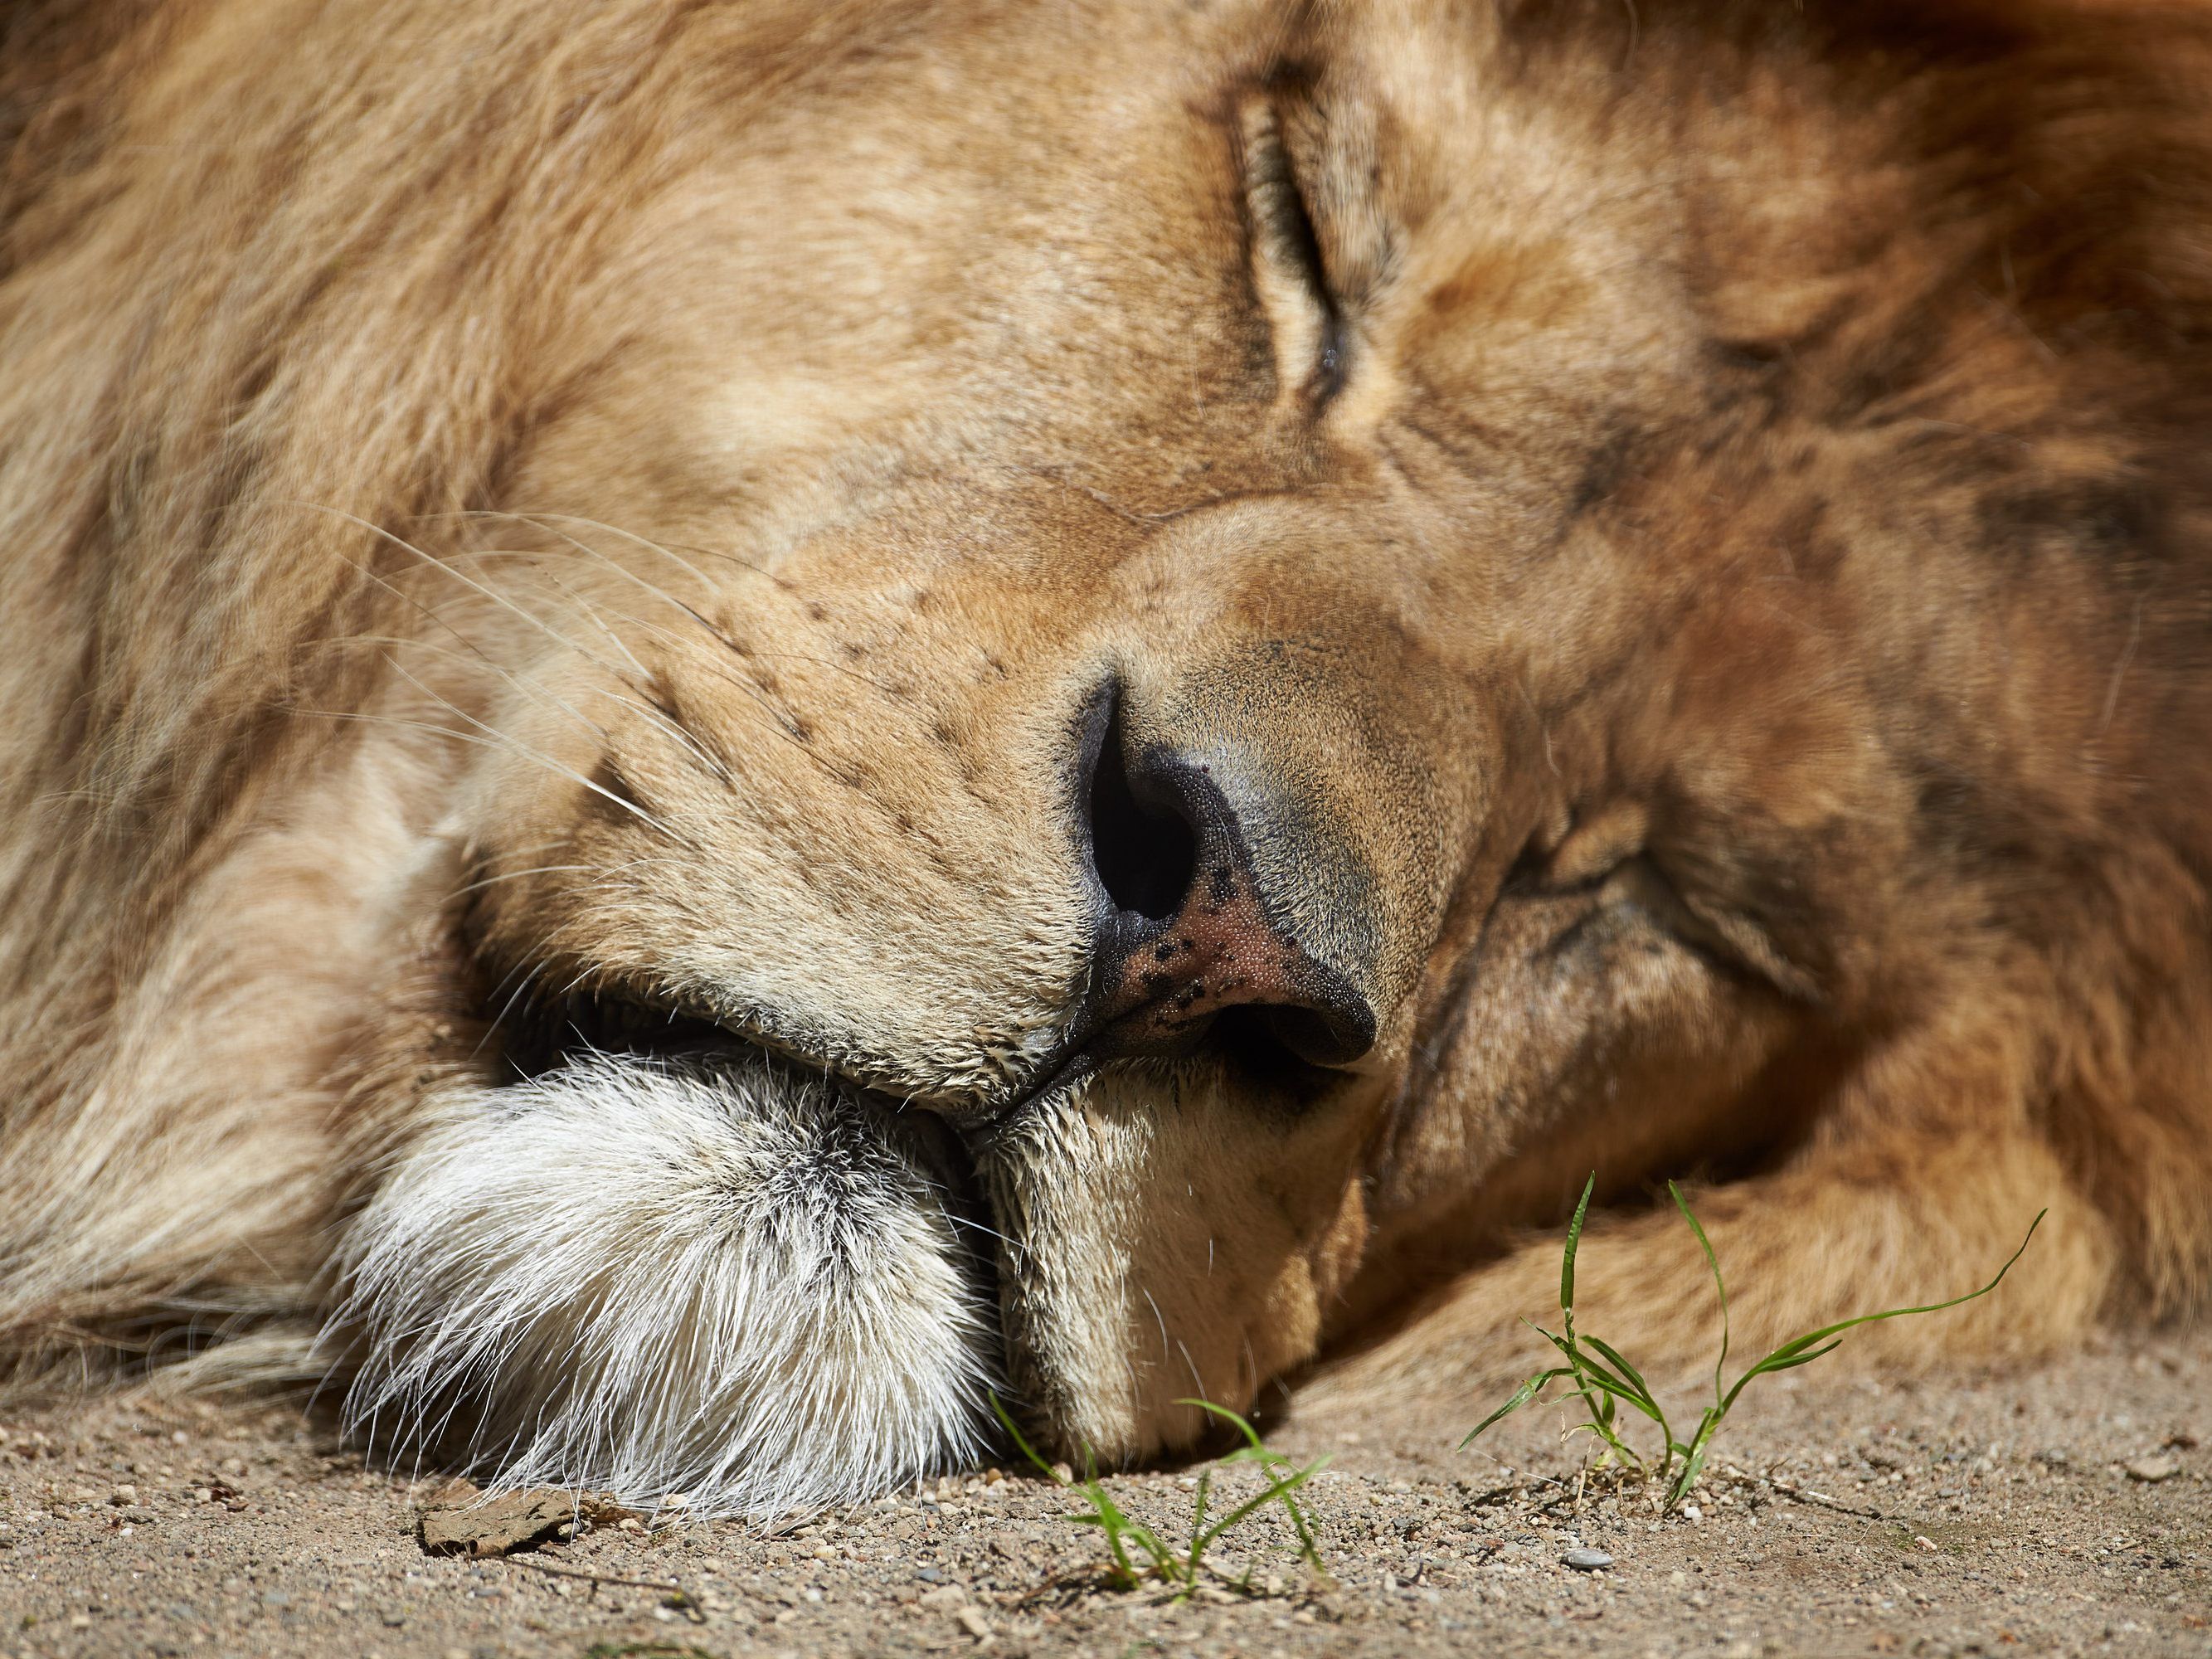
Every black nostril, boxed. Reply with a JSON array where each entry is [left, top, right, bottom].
[[1085, 694, 1197, 923], [1071, 679, 1378, 1071]]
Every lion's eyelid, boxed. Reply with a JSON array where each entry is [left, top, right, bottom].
[[1237, 91, 1347, 404]]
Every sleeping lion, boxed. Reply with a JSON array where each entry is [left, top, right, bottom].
[[2, 0, 2209, 1518]]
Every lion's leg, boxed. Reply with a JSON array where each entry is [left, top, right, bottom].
[[1303, 1127, 2116, 1424]]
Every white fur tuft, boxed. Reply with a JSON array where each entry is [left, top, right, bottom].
[[322, 1053, 998, 1519]]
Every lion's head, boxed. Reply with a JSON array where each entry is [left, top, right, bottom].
[[3, 0, 2209, 1516]]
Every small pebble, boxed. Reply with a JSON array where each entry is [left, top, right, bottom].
[[1563, 1548, 1613, 1572], [2126, 1455, 2180, 1483], [955, 1605, 994, 1639]]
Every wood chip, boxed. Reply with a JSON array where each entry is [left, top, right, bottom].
[[419, 1488, 581, 1558]]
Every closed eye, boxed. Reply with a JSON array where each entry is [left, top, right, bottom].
[[1240, 93, 1345, 405]]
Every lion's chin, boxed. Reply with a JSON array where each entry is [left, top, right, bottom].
[[323, 1053, 1000, 1519]]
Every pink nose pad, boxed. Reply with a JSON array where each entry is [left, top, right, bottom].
[[1093, 860, 1344, 1053]]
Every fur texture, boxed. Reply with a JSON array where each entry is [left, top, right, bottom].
[[1, 0, 2208, 1517], [328, 1054, 994, 1517]]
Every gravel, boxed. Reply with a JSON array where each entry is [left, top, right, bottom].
[[0, 1331, 2206, 1658]]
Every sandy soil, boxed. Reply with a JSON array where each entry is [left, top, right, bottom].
[[2, 1331, 2205, 1659]]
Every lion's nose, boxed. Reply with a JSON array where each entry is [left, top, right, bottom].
[[1079, 690, 1376, 1068]]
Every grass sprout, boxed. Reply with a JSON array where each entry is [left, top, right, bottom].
[[1463, 1173, 2044, 1509], [993, 1395, 1332, 1598]]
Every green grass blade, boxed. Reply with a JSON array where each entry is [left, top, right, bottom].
[[1169, 1399, 1334, 1583], [990, 1394, 1068, 1485], [1082, 1494, 1140, 1582], [1286, 1491, 1327, 1573], [1526, 1326, 1635, 1411], [1668, 1441, 1710, 1506], [999, 1396, 1179, 1588], [1529, 1331, 1657, 1430], [1748, 1338, 1843, 1374], [1668, 1180, 1731, 1406], [1576, 1338, 1669, 1424], [1718, 1211, 2044, 1413], [1188, 1469, 1211, 1577], [1101, 1494, 1171, 1578], [1193, 1458, 1328, 1554], [1459, 1367, 1572, 1447], [1181, 1399, 1271, 1456], [1580, 1335, 1655, 1406], [1561, 1172, 1597, 1311]]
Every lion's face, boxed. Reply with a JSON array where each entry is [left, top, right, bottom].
[[249, 0, 2167, 1511]]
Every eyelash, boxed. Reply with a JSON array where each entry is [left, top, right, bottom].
[[1245, 104, 1346, 403]]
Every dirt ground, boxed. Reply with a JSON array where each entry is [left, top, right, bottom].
[[1, 1331, 2205, 1659]]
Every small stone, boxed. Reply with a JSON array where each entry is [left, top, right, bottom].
[[1563, 1548, 1613, 1572], [916, 1566, 946, 1583], [2125, 1454, 2181, 1483], [379, 1607, 407, 1627], [1913, 1535, 1941, 1553], [955, 1604, 994, 1640], [919, 1584, 969, 1610], [1680, 1505, 1703, 1522], [110, 1485, 138, 1506], [419, 1488, 576, 1558]]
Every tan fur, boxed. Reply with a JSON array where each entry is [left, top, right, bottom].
[[2, 0, 2208, 1486]]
